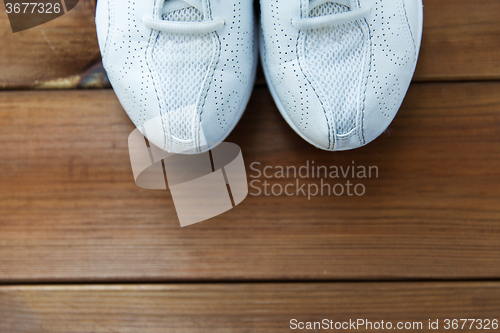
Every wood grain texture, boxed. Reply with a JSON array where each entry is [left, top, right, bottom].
[[1, 283, 500, 332], [0, 0, 499, 88], [414, 0, 500, 81], [0, 82, 499, 282], [0, 0, 104, 89]]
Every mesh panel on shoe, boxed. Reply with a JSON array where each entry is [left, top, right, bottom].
[[150, 6, 216, 141], [303, 2, 369, 136]]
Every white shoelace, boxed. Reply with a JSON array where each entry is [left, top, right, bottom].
[[291, 0, 371, 30], [143, 0, 224, 34]]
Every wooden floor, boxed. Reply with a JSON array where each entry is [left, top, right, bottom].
[[0, 0, 499, 331]]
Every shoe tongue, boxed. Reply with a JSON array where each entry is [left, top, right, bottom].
[[162, 0, 204, 22], [163, 0, 203, 13], [309, 0, 352, 14], [310, 1, 350, 17]]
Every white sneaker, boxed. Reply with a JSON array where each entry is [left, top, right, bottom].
[[96, 0, 257, 153], [260, 0, 423, 150]]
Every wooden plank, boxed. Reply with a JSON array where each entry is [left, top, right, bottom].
[[0, 0, 499, 88], [1, 283, 500, 332], [414, 0, 500, 81], [0, 82, 499, 282], [0, 0, 105, 89]]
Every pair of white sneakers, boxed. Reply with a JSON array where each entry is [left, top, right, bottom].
[[96, 0, 423, 153]]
